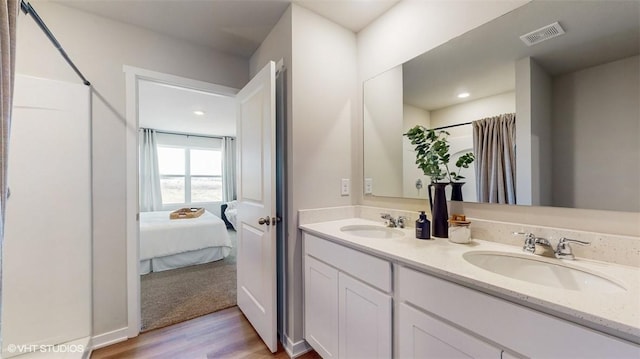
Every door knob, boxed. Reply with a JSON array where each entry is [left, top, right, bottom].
[[258, 217, 270, 225]]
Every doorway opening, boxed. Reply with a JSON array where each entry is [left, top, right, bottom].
[[124, 64, 286, 352], [125, 66, 240, 333]]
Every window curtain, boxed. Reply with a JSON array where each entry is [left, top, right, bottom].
[[139, 128, 163, 211], [472, 113, 517, 204], [1, 0, 18, 239], [222, 136, 237, 202]]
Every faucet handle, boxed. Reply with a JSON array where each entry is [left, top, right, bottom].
[[397, 216, 408, 228], [513, 232, 536, 253], [380, 213, 396, 227], [513, 231, 533, 237], [555, 237, 590, 260]]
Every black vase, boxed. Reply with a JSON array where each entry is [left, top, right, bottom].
[[428, 182, 449, 238], [450, 182, 465, 202]]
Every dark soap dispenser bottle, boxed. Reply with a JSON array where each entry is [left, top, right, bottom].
[[415, 211, 431, 240]]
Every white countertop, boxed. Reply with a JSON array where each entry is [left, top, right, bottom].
[[300, 218, 640, 344]]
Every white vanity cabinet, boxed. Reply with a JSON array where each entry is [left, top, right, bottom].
[[398, 266, 640, 359], [303, 233, 392, 359]]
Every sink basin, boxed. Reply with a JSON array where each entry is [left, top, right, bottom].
[[340, 224, 404, 239], [463, 251, 626, 293]]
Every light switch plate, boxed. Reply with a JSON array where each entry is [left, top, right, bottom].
[[341, 178, 350, 196], [364, 178, 373, 194]]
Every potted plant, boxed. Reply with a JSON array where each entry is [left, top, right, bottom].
[[448, 152, 475, 201], [404, 125, 475, 238], [404, 126, 450, 183], [404, 125, 475, 187]]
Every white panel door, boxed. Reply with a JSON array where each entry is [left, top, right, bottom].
[[236, 61, 278, 352], [304, 256, 339, 358], [2, 75, 91, 357], [398, 303, 502, 359], [338, 272, 392, 359]]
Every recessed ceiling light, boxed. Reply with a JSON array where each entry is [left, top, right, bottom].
[[193, 110, 205, 116], [457, 92, 470, 99]]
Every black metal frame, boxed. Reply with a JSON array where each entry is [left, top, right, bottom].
[[20, 1, 91, 86]]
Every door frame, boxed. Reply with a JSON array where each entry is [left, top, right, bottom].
[[123, 66, 238, 337]]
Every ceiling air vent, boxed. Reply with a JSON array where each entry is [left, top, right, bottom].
[[520, 22, 565, 46]]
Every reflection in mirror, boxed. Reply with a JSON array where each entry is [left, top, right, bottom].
[[363, 0, 639, 212]]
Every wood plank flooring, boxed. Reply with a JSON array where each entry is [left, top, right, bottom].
[[91, 306, 320, 359]]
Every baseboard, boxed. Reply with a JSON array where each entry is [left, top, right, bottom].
[[283, 335, 312, 358], [91, 327, 129, 351]]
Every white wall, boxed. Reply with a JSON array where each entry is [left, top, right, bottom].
[[363, 65, 404, 197], [430, 91, 515, 136], [516, 57, 552, 206], [552, 56, 640, 212], [16, 2, 248, 338], [251, 4, 358, 350], [530, 59, 552, 206], [290, 4, 357, 346], [515, 57, 532, 205]]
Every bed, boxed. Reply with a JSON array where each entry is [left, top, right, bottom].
[[139, 210, 232, 275]]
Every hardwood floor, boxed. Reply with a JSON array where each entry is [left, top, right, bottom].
[[91, 306, 321, 359]]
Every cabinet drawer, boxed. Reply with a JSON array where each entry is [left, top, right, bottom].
[[303, 232, 392, 292], [399, 266, 640, 358]]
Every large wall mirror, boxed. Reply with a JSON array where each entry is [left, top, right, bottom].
[[363, 0, 639, 212]]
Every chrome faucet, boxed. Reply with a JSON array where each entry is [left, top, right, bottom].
[[513, 232, 590, 260], [555, 237, 590, 260], [381, 213, 396, 227], [514, 232, 554, 257], [381, 213, 407, 228]]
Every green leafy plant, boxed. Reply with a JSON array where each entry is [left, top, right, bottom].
[[450, 152, 475, 181], [404, 125, 475, 183]]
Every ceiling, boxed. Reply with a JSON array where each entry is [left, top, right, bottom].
[[399, 0, 640, 111], [49, 0, 398, 135], [52, 0, 400, 58], [138, 80, 236, 137]]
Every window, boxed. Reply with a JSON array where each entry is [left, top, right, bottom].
[[157, 146, 222, 205]]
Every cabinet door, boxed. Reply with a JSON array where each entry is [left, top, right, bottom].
[[399, 303, 502, 359], [338, 272, 392, 359], [305, 256, 339, 358]]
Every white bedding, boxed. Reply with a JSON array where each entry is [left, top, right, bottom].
[[140, 210, 231, 261]]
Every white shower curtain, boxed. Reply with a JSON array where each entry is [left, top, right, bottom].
[[473, 113, 517, 204], [222, 136, 237, 202], [139, 128, 163, 211]]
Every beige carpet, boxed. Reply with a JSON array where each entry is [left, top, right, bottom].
[[141, 230, 237, 332]]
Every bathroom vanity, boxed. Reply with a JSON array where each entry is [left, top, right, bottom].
[[300, 217, 640, 358]]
